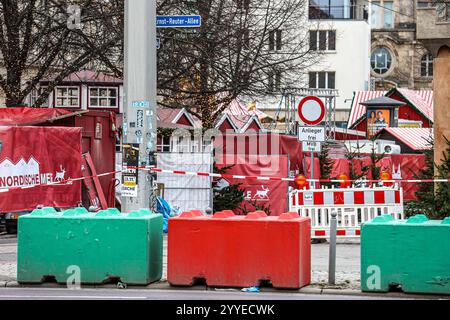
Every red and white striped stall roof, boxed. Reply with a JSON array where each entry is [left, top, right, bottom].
[[397, 89, 434, 122], [348, 89, 434, 129], [379, 128, 434, 151], [347, 91, 386, 129], [225, 98, 268, 119]]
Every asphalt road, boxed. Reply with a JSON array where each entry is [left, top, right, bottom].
[[0, 287, 409, 300]]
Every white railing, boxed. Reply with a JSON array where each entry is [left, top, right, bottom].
[[289, 185, 404, 238]]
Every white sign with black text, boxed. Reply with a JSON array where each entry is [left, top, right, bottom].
[[302, 141, 321, 152], [298, 126, 325, 142]]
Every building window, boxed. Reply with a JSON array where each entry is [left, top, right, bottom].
[[371, 47, 392, 74], [89, 87, 118, 108], [370, 1, 394, 28], [242, 29, 250, 48], [436, 2, 450, 22], [309, 72, 336, 89], [310, 30, 336, 51], [157, 135, 171, 153], [417, 1, 432, 8], [309, 0, 353, 19], [30, 87, 49, 107], [236, 0, 250, 10], [269, 29, 282, 51], [55, 87, 80, 108], [174, 136, 191, 153], [421, 53, 433, 77], [268, 70, 282, 92]]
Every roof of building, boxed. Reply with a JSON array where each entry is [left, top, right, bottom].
[[348, 89, 434, 129], [224, 98, 268, 120], [42, 70, 122, 84], [0, 107, 87, 126], [377, 128, 434, 151], [360, 96, 405, 107], [348, 91, 386, 129], [156, 98, 267, 132], [394, 88, 434, 122]]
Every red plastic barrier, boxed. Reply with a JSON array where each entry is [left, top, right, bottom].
[[168, 211, 311, 289]]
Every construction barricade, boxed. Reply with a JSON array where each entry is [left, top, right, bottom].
[[289, 186, 404, 239], [168, 210, 311, 289], [17, 207, 163, 285], [361, 214, 450, 295]]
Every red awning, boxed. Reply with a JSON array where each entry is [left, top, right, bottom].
[[0, 107, 86, 126]]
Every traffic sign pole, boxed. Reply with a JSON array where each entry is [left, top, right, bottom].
[[311, 151, 315, 189], [298, 96, 326, 190]]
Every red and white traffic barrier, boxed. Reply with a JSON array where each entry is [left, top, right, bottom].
[[291, 188, 402, 207], [289, 186, 404, 239], [144, 167, 450, 183], [0, 165, 447, 194]]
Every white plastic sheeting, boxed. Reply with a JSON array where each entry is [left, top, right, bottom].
[[157, 152, 213, 213]]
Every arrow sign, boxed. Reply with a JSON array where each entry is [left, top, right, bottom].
[[156, 15, 202, 28]]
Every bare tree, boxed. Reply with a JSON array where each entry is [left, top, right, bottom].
[[157, 0, 319, 128], [0, 0, 318, 128], [0, 0, 123, 108]]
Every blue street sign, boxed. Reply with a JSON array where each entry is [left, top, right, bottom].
[[132, 101, 150, 108], [156, 15, 201, 28]]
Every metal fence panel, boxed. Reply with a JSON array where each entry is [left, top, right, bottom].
[[157, 152, 213, 212]]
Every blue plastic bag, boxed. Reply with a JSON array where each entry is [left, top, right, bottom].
[[156, 197, 172, 233]]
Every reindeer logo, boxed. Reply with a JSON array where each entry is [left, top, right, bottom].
[[253, 185, 270, 200], [55, 165, 66, 182]]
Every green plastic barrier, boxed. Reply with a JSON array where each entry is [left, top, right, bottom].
[[17, 207, 163, 285], [361, 214, 450, 294]]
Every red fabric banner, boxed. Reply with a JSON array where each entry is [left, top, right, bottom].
[[0, 126, 82, 212], [330, 158, 350, 178], [326, 154, 425, 201], [214, 133, 303, 175], [216, 154, 289, 215], [0, 107, 75, 126], [390, 154, 426, 201]]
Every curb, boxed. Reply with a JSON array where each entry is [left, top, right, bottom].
[[2, 281, 448, 299], [299, 286, 324, 295], [5, 281, 19, 288], [321, 288, 365, 296]]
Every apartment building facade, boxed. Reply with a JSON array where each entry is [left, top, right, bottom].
[[308, 0, 371, 124], [369, 0, 435, 90], [253, 0, 372, 127]]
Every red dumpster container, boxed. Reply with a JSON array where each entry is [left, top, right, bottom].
[[168, 211, 311, 289], [51, 110, 117, 206]]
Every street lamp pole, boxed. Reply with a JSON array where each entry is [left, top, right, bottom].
[[122, 0, 157, 211]]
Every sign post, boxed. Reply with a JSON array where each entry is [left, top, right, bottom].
[[298, 96, 326, 189], [123, 6, 203, 211], [122, 0, 157, 211], [122, 144, 140, 198]]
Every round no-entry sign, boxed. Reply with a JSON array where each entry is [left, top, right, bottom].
[[298, 96, 325, 126]]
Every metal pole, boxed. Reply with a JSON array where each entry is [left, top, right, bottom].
[[122, 0, 157, 211], [328, 209, 337, 285], [310, 151, 315, 189]]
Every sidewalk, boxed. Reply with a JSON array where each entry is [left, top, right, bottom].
[[0, 233, 361, 290]]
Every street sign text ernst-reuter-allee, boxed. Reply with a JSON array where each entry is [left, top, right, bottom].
[[156, 15, 202, 28]]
